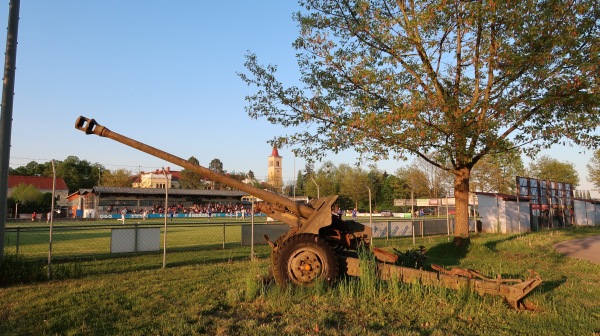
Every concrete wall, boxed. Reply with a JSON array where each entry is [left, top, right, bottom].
[[477, 194, 530, 233], [573, 200, 600, 226]]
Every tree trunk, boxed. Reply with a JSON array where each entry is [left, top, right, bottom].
[[453, 166, 471, 247]]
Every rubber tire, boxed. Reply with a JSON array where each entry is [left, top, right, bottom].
[[272, 233, 339, 287]]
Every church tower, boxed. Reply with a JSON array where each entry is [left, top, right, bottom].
[[267, 146, 283, 192]]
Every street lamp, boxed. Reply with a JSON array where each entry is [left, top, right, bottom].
[[310, 177, 320, 199]]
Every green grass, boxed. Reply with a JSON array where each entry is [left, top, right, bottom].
[[3, 219, 261, 258], [1, 227, 600, 335], [3, 216, 407, 259]]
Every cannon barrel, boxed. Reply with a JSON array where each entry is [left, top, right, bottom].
[[74, 116, 315, 222]]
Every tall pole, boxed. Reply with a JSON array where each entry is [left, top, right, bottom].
[[446, 193, 450, 241], [293, 156, 296, 199], [310, 177, 320, 199], [517, 188, 521, 234], [0, 0, 21, 260], [250, 197, 255, 260], [47, 160, 56, 278], [366, 186, 372, 248], [162, 167, 169, 268]]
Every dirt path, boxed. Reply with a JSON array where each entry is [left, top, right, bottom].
[[553, 235, 600, 264]]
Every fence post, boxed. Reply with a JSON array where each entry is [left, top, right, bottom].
[[412, 221, 416, 246], [16, 227, 20, 254], [386, 221, 390, 241], [222, 223, 226, 249], [134, 224, 139, 252]]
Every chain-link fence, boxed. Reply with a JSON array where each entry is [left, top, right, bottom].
[[3, 222, 260, 259], [3, 218, 466, 259], [2, 217, 472, 285]]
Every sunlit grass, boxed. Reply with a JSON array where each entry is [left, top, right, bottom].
[[1, 227, 599, 335]]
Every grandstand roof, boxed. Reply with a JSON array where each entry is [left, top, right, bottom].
[[92, 186, 248, 197]]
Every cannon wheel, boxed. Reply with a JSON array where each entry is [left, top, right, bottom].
[[272, 233, 339, 286]]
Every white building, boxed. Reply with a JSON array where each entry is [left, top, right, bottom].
[[132, 167, 180, 189], [476, 193, 531, 234], [573, 198, 600, 226]]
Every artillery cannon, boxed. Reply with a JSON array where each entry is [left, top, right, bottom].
[[75, 116, 542, 309], [75, 116, 372, 286]]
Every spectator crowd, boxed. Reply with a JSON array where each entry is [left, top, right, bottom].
[[107, 202, 252, 218]]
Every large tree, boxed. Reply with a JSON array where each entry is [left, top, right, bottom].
[[587, 149, 600, 189], [179, 157, 206, 189], [208, 158, 224, 190], [338, 164, 370, 210], [9, 161, 51, 176], [528, 155, 579, 187], [395, 166, 431, 198], [99, 168, 133, 187], [471, 150, 525, 193], [241, 0, 600, 246], [9, 183, 43, 206], [55, 156, 102, 193]]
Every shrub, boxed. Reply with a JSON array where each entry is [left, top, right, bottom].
[[0, 254, 46, 286]]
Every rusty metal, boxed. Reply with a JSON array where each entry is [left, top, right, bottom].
[[74, 116, 372, 253], [343, 256, 541, 310], [75, 116, 541, 309]]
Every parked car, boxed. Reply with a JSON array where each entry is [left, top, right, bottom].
[[422, 208, 435, 215], [380, 210, 393, 217]]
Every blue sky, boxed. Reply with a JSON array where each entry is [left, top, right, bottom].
[[1, 1, 598, 196]]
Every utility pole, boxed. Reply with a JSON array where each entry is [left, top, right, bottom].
[[0, 0, 21, 260]]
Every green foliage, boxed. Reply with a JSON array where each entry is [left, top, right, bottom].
[[7, 185, 54, 214], [377, 174, 396, 210], [55, 156, 102, 193], [208, 158, 225, 189], [294, 170, 306, 195], [240, 0, 600, 241], [9, 156, 104, 193], [9, 183, 43, 205], [9, 161, 51, 176], [338, 164, 369, 210], [208, 158, 224, 174], [99, 168, 132, 187], [179, 156, 206, 189], [587, 149, 600, 188], [528, 155, 579, 187], [471, 149, 526, 193], [393, 245, 428, 269], [395, 166, 430, 198]]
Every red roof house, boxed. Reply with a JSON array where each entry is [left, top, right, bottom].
[[7, 175, 70, 206]]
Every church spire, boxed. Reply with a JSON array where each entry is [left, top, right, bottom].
[[268, 145, 283, 192], [271, 145, 280, 157]]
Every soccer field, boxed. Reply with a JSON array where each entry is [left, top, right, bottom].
[[3, 218, 260, 259]]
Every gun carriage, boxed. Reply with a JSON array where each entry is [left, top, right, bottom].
[[75, 116, 541, 309]]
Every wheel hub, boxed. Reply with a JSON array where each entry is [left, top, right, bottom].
[[288, 249, 323, 284]]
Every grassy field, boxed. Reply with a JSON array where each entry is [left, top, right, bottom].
[[1, 227, 599, 335], [3, 218, 271, 259], [2, 216, 417, 259]]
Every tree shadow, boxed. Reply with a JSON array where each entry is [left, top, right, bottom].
[[425, 241, 469, 267], [483, 233, 528, 253], [536, 276, 567, 295], [48, 245, 271, 278]]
